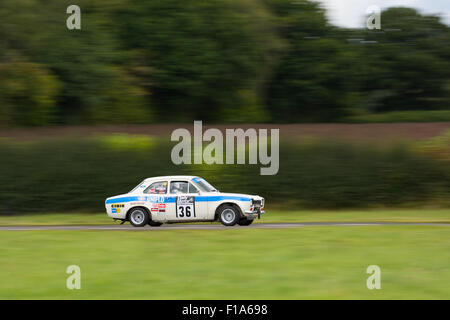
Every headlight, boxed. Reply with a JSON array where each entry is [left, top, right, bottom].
[[251, 199, 262, 207]]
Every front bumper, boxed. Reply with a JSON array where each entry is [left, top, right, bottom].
[[244, 208, 265, 218], [244, 198, 265, 218]]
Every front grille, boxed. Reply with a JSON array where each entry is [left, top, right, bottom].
[[252, 199, 262, 207]]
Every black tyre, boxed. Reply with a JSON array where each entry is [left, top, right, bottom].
[[148, 220, 163, 227], [218, 205, 240, 226], [128, 208, 149, 227], [237, 218, 254, 226]]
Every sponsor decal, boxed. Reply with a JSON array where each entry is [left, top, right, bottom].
[[148, 196, 166, 203], [111, 204, 124, 214], [158, 203, 166, 213], [176, 196, 196, 218]]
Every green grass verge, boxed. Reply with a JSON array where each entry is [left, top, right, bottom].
[[0, 209, 449, 226], [0, 213, 112, 226], [0, 226, 449, 299], [263, 209, 450, 223]]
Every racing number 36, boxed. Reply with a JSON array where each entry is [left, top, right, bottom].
[[176, 196, 196, 218], [177, 205, 195, 218]]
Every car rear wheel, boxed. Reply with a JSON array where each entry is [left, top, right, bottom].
[[218, 205, 240, 226], [237, 218, 254, 226], [129, 208, 149, 227]]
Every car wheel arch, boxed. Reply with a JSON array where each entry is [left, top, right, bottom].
[[126, 206, 151, 221], [214, 202, 243, 221]]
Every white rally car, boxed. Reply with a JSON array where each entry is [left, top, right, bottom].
[[105, 176, 265, 227]]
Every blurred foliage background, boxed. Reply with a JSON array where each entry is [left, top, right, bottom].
[[0, 1, 449, 214], [0, 0, 449, 126]]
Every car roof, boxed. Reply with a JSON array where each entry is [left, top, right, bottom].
[[143, 175, 198, 182]]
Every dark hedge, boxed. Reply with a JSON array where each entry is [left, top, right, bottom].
[[0, 137, 448, 214]]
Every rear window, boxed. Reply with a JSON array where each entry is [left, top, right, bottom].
[[144, 181, 168, 194]]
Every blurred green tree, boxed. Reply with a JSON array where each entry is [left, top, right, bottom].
[[114, 0, 281, 122], [0, 1, 448, 125], [0, 0, 153, 125], [358, 7, 450, 113], [0, 60, 61, 126], [263, 0, 359, 122]]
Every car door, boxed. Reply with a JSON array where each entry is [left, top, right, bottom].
[[166, 181, 206, 221]]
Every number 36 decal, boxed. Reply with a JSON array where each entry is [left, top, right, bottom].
[[176, 196, 196, 218]]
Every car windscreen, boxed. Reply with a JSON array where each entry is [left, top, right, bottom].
[[192, 177, 217, 192]]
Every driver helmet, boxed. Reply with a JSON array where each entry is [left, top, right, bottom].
[[172, 182, 182, 193]]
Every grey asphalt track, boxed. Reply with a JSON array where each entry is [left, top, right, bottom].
[[0, 222, 448, 231]]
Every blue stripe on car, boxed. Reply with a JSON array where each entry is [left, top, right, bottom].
[[195, 196, 251, 202], [105, 195, 251, 204]]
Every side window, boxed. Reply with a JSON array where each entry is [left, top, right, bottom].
[[144, 181, 168, 194], [188, 183, 198, 194], [170, 181, 188, 194]]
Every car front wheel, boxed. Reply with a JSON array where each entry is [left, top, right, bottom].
[[218, 205, 240, 226], [129, 208, 149, 227]]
